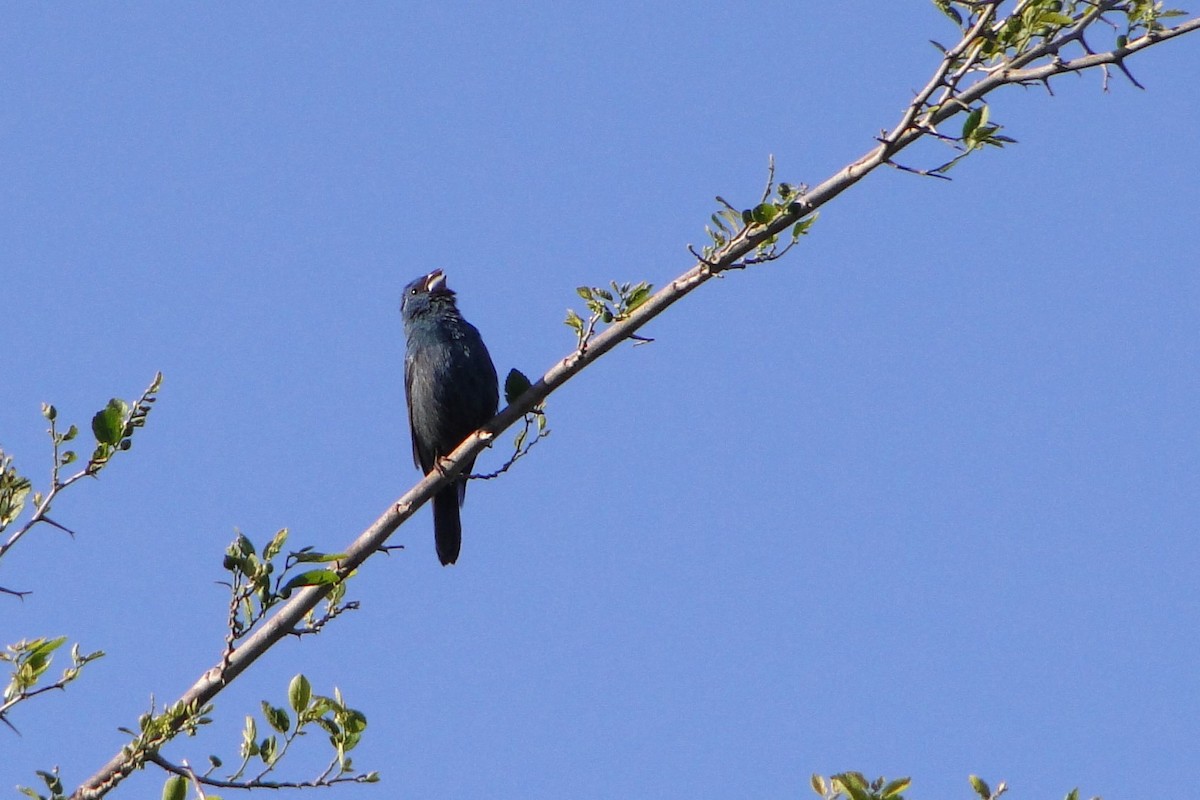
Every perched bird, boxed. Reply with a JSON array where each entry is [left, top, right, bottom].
[[401, 269, 499, 565]]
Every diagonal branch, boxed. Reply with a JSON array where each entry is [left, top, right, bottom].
[[69, 10, 1199, 799]]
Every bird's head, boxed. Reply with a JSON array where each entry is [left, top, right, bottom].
[[401, 269, 457, 321]]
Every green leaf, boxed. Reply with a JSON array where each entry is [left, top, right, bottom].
[[235, 532, 255, 557], [1038, 11, 1074, 26], [42, 403, 57, 421], [792, 213, 819, 241], [314, 716, 341, 737], [91, 399, 129, 446], [262, 701, 291, 733], [289, 549, 345, 564], [340, 708, 368, 735], [564, 308, 584, 334], [28, 636, 68, 662], [810, 774, 828, 796], [751, 202, 779, 224], [0, 469, 31, 529], [1064, 790, 1079, 800], [36, 770, 64, 794], [241, 715, 259, 757], [883, 777, 912, 799], [504, 369, 533, 404], [933, 0, 963, 25], [263, 528, 289, 561], [835, 773, 871, 800], [970, 775, 991, 800], [962, 106, 984, 140], [624, 283, 653, 313], [161, 775, 187, 800], [575, 286, 593, 300], [280, 569, 340, 597], [288, 673, 312, 713]]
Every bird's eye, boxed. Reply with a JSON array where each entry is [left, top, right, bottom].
[[409, 287, 419, 295]]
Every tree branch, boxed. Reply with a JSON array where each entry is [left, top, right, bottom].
[[69, 10, 1199, 798]]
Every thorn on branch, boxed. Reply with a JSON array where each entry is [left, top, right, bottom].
[[885, 159, 954, 181], [39, 516, 76, 537], [1114, 57, 1145, 89], [687, 244, 721, 269]]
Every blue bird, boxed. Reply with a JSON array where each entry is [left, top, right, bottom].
[[401, 269, 499, 565]]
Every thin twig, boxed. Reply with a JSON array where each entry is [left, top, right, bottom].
[[147, 753, 373, 791]]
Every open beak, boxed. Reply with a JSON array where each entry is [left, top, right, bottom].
[[425, 269, 448, 294]]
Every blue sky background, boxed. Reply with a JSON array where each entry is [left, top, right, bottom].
[[2, 4, 1198, 799]]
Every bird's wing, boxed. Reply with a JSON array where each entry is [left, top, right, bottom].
[[404, 350, 425, 470]]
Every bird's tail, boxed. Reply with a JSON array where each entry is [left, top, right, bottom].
[[433, 482, 463, 566]]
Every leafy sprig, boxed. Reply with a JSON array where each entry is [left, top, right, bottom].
[[693, 158, 819, 267], [471, 368, 550, 481], [0, 373, 164, 587], [1, 639, 104, 732], [565, 281, 654, 350], [1, 375, 160, 732], [153, 674, 377, 796], [221, 529, 357, 663], [809, 772, 1014, 800]]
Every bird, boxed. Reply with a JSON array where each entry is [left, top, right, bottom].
[[401, 269, 499, 565]]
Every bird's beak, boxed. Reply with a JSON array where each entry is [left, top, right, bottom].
[[426, 269, 448, 294]]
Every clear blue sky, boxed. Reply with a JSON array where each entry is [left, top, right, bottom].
[[3, 4, 1198, 799]]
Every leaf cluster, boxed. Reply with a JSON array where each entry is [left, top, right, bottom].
[[1, 373, 163, 569], [811, 773, 915, 800], [564, 281, 653, 349], [933, 0, 1185, 50], [19, 767, 66, 800], [1, 638, 104, 725], [697, 167, 818, 268], [810, 772, 1098, 800], [84, 371, 162, 475], [0, 450, 33, 533], [927, 103, 1018, 175], [896, 0, 1186, 178], [35, 694, 217, 798], [156, 675, 376, 799], [222, 529, 354, 649], [234, 676, 372, 782], [2, 376, 161, 733]]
